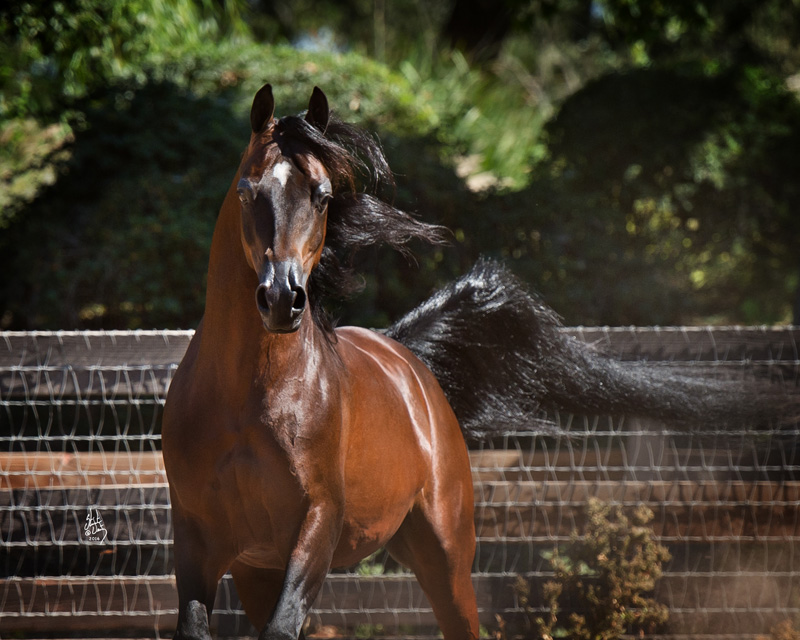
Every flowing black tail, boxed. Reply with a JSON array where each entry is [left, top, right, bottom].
[[387, 259, 794, 439]]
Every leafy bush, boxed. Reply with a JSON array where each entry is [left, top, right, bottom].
[[761, 620, 800, 640], [0, 2, 435, 329], [0, 0, 249, 119], [531, 65, 800, 325], [3, 2, 800, 329], [507, 499, 670, 640], [0, 67, 435, 329]]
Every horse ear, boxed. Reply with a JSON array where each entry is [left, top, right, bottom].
[[305, 86, 329, 132], [250, 83, 275, 134]]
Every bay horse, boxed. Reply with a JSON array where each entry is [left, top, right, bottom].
[[163, 84, 479, 640], [163, 84, 785, 640]]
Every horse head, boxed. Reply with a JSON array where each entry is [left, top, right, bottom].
[[237, 84, 333, 333]]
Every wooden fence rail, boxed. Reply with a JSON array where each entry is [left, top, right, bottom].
[[2, 327, 799, 638]]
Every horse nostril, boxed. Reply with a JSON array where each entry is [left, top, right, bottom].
[[256, 284, 271, 313], [255, 261, 307, 327], [291, 286, 307, 314]]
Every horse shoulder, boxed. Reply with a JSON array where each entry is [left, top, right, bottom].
[[334, 326, 435, 381], [162, 322, 244, 506], [333, 325, 459, 442]]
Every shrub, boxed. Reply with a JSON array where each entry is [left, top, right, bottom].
[[509, 498, 670, 640], [0, 33, 434, 328]]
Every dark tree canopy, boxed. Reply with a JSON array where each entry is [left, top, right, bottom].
[[2, 0, 798, 329]]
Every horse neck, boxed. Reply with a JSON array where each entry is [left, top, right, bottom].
[[200, 176, 325, 382]]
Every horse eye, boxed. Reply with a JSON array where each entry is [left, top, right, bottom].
[[237, 179, 255, 205], [314, 187, 332, 211]]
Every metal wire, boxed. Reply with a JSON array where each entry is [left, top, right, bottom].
[[1, 328, 798, 638]]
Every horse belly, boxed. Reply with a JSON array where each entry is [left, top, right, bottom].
[[333, 469, 422, 568], [236, 546, 285, 569]]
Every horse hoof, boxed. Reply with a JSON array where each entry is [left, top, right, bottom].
[[175, 600, 213, 640]]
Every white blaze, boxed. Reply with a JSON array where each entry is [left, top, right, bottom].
[[273, 161, 292, 187]]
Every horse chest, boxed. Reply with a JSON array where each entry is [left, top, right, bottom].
[[171, 426, 312, 564], [168, 388, 299, 489]]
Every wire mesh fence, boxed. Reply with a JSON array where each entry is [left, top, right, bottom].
[[1, 327, 798, 638]]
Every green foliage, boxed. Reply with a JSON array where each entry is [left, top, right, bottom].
[[2, 0, 800, 329], [525, 65, 800, 324], [0, 0, 249, 119], [400, 49, 549, 189], [356, 551, 387, 576], [354, 623, 386, 638], [0, 118, 73, 226], [0, 1, 433, 329], [510, 499, 670, 640], [591, 0, 800, 71], [1, 81, 237, 328]]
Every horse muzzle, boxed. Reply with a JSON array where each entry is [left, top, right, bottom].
[[255, 260, 308, 333]]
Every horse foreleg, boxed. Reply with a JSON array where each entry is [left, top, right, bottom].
[[172, 513, 230, 640], [259, 502, 342, 640]]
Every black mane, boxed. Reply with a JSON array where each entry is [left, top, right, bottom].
[[274, 114, 447, 330]]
